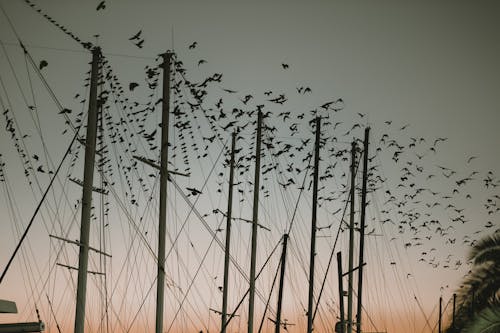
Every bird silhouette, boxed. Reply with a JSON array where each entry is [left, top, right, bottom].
[[134, 39, 144, 48], [39, 60, 48, 70], [129, 30, 142, 40], [129, 82, 139, 91], [96, 1, 106, 11]]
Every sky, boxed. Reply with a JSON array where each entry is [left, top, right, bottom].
[[0, 1, 499, 332]]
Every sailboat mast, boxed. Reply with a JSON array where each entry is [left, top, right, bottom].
[[307, 116, 321, 333], [274, 233, 289, 333], [74, 46, 101, 333], [248, 110, 263, 333], [221, 131, 237, 333], [438, 296, 442, 333], [156, 51, 172, 333], [337, 252, 345, 333], [347, 141, 357, 333], [356, 127, 369, 333]]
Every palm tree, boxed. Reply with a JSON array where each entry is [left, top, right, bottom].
[[461, 304, 500, 333], [445, 232, 500, 332]]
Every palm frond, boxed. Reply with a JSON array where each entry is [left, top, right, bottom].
[[462, 305, 500, 333], [468, 233, 500, 265]]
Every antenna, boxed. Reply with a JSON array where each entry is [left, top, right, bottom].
[[171, 25, 175, 51]]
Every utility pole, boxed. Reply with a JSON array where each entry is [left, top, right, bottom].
[[356, 127, 370, 333], [222, 132, 237, 333], [248, 110, 263, 333], [156, 51, 172, 333], [74, 46, 101, 333], [337, 252, 345, 333], [274, 234, 289, 333], [347, 141, 357, 333], [307, 116, 321, 333]]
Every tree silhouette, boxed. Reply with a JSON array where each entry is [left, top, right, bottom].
[[446, 232, 500, 332]]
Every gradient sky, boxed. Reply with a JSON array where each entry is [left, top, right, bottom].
[[0, 1, 499, 332]]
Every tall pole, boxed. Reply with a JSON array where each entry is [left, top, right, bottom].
[[156, 51, 172, 333], [274, 234, 289, 333], [74, 47, 101, 333], [347, 141, 357, 333], [222, 132, 237, 333], [452, 293, 456, 330], [438, 296, 442, 333], [307, 117, 321, 333], [337, 252, 345, 333], [248, 110, 263, 333], [356, 127, 370, 333]]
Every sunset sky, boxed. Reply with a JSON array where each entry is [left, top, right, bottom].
[[0, 1, 499, 332]]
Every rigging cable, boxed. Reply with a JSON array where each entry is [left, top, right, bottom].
[[0, 126, 80, 283]]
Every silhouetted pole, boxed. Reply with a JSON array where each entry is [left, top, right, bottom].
[[248, 110, 263, 333], [438, 296, 442, 333], [221, 132, 237, 333], [452, 293, 456, 330], [274, 234, 289, 333], [74, 47, 101, 333], [337, 252, 345, 333], [356, 128, 370, 333], [347, 141, 357, 333], [307, 117, 321, 333], [156, 51, 172, 333]]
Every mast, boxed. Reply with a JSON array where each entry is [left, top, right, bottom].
[[438, 296, 442, 333], [347, 141, 356, 333], [307, 116, 321, 333], [248, 110, 263, 333], [274, 233, 289, 333], [337, 252, 345, 333], [221, 132, 237, 333], [74, 46, 101, 333], [452, 293, 456, 331], [156, 51, 172, 333], [356, 127, 370, 333]]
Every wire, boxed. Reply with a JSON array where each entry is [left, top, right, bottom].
[[0, 126, 80, 284]]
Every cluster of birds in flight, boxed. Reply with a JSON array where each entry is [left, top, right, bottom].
[[2, 0, 499, 299]]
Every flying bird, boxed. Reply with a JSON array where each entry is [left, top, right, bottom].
[[188, 41, 197, 49], [467, 156, 477, 163], [129, 82, 139, 91], [281, 63, 289, 69], [96, 1, 106, 11], [186, 187, 202, 196], [58, 108, 72, 114], [39, 60, 48, 70], [134, 39, 144, 48], [129, 30, 142, 41]]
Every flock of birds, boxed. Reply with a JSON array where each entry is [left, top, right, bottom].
[[0, 1, 499, 331], [4, 0, 500, 271]]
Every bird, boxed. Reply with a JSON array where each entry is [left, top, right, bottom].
[[281, 63, 289, 69], [466, 156, 477, 163], [128, 30, 142, 41], [186, 187, 202, 196], [198, 59, 207, 66], [96, 1, 106, 11], [129, 82, 139, 91], [188, 41, 197, 49], [134, 39, 144, 48], [39, 60, 48, 70], [59, 108, 72, 114]]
